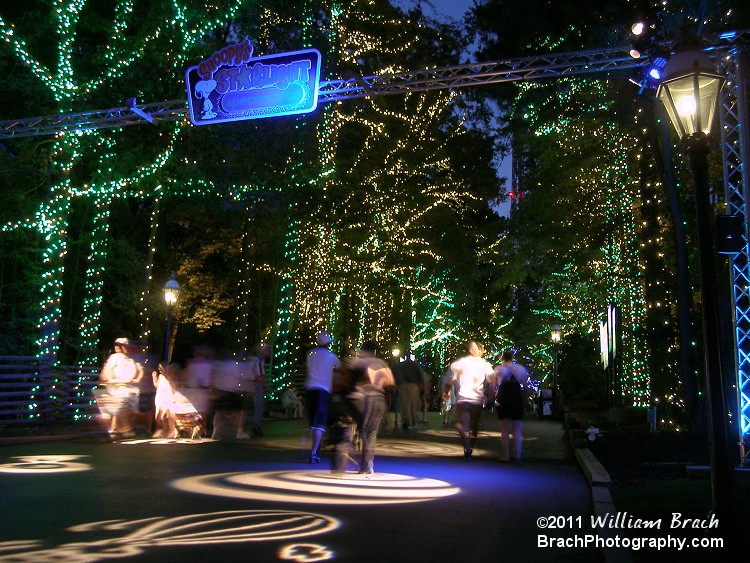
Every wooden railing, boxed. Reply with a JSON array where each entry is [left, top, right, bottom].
[[0, 356, 307, 429], [0, 356, 99, 426]]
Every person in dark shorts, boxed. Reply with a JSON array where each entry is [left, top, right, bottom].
[[305, 332, 341, 463], [494, 350, 530, 464], [449, 340, 496, 459]]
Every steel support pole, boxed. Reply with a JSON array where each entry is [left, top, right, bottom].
[[164, 307, 172, 366], [688, 135, 737, 526]]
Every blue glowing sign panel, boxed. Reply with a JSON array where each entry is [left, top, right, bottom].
[[185, 41, 321, 125]]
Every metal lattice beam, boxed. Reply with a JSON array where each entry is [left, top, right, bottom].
[[717, 33, 750, 462], [0, 100, 189, 140], [0, 46, 647, 140], [318, 46, 645, 101]]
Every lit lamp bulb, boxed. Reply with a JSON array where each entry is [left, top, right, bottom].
[[656, 50, 724, 139], [163, 274, 181, 307], [551, 324, 561, 343], [675, 96, 696, 118]]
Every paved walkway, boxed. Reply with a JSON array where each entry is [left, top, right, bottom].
[[0, 412, 610, 562]]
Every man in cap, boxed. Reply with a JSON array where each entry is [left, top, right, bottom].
[[98, 337, 143, 438], [304, 332, 340, 463]]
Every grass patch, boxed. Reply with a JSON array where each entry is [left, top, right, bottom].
[[612, 474, 750, 539], [611, 478, 713, 519]]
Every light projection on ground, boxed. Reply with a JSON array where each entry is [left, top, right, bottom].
[[0, 510, 339, 562], [122, 437, 208, 445], [278, 543, 334, 562], [172, 470, 460, 505], [421, 428, 539, 442], [367, 438, 463, 457], [0, 455, 91, 474], [115, 431, 537, 458]]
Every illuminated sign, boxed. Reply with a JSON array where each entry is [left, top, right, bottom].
[[185, 40, 322, 125]]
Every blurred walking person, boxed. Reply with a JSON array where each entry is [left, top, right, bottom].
[[495, 350, 531, 464], [183, 343, 215, 437], [98, 337, 143, 438], [210, 349, 243, 440], [449, 340, 495, 459], [341, 341, 395, 475], [392, 349, 424, 431], [238, 344, 269, 438], [152, 363, 180, 438]]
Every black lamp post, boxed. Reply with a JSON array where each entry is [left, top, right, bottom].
[[551, 323, 561, 382], [656, 49, 736, 525], [162, 273, 181, 365], [551, 323, 561, 418]]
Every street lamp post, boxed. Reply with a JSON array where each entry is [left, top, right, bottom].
[[656, 49, 736, 525], [551, 323, 561, 417], [162, 273, 181, 365], [551, 323, 561, 387]]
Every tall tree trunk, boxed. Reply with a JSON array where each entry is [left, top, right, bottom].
[[139, 196, 160, 341], [236, 209, 253, 355], [654, 115, 702, 432]]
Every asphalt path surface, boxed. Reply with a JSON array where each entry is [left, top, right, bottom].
[[0, 412, 603, 562]]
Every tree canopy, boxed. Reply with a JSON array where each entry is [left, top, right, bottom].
[[467, 0, 750, 426], [0, 1, 502, 395]]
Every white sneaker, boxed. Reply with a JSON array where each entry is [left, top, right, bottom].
[[236, 431, 249, 440]]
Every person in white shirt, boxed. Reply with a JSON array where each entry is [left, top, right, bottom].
[[305, 332, 340, 463], [449, 340, 496, 459], [152, 362, 179, 438], [98, 337, 143, 437]]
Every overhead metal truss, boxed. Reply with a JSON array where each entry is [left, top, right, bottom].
[[716, 32, 750, 462], [0, 100, 188, 140], [319, 45, 646, 101], [1, 33, 749, 461], [0, 45, 648, 140]]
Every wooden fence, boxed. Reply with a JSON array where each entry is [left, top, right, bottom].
[[0, 356, 306, 428], [0, 356, 99, 426]]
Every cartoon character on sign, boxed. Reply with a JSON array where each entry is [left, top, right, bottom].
[[194, 79, 218, 119]]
